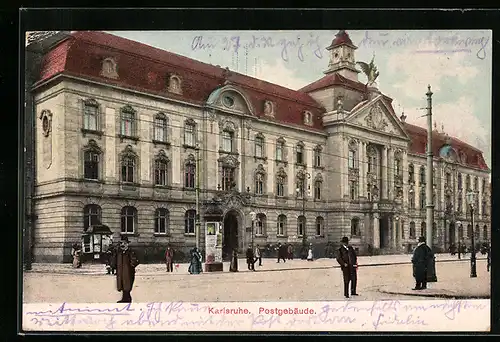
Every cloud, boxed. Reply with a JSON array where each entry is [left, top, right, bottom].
[[385, 40, 479, 100], [255, 58, 309, 90], [399, 96, 488, 153]]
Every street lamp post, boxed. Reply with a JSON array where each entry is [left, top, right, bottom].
[[250, 211, 256, 251], [466, 191, 477, 278], [296, 172, 311, 257]]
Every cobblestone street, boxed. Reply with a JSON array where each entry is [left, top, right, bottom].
[[23, 255, 490, 303]]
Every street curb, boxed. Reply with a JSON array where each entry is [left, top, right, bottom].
[[25, 257, 487, 276], [378, 289, 490, 300]]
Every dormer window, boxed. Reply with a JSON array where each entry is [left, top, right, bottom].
[[100, 57, 118, 79], [168, 75, 182, 95], [303, 111, 313, 125], [263, 100, 274, 117]]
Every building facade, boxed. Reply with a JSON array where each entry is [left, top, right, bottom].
[[31, 30, 490, 262]]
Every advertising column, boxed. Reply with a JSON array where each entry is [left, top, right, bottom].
[[205, 222, 223, 272]]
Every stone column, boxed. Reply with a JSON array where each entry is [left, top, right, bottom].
[[343, 137, 349, 198], [391, 217, 397, 249], [373, 213, 380, 248], [381, 146, 388, 199], [360, 141, 366, 198], [387, 148, 394, 200], [402, 150, 409, 205]]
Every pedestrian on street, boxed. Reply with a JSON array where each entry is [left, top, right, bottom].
[[287, 244, 294, 260], [276, 243, 286, 263], [307, 243, 314, 261], [336, 236, 358, 299], [254, 244, 262, 266], [165, 246, 174, 272], [71, 243, 82, 268], [188, 247, 203, 274], [105, 243, 117, 275], [116, 236, 140, 303], [229, 248, 238, 272], [246, 244, 256, 271], [411, 236, 432, 290]]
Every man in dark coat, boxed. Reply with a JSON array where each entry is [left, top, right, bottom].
[[411, 236, 432, 290], [116, 236, 139, 303], [276, 243, 287, 263], [165, 246, 174, 272], [246, 244, 255, 271], [336, 236, 358, 298]]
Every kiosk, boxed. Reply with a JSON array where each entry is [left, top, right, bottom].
[[81, 224, 113, 263]]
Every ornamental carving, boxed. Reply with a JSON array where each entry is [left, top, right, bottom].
[[100, 57, 118, 79], [218, 154, 240, 168], [277, 167, 287, 178], [348, 139, 358, 151], [364, 104, 388, 131], [394, 174, 403, 187], [367, 172, 377, 184], [218, 119, 238, 132], [303, 111, 313, 125], [348, 168, 359, 180], [263, 100, 275, 117], [168, 75, 182, 94]]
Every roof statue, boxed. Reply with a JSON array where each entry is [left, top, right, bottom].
[[356, 54, 379, 87]]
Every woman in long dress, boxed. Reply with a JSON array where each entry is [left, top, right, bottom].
[[72, 243, 82, 268], [229, 249, 238, 272], [188, 247, 203, 274], [307, 243, 314, 261]]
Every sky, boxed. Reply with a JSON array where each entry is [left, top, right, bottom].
[[108, 30, 492, 167]]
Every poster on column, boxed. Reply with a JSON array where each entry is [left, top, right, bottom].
[[205, 222, 222, 263]]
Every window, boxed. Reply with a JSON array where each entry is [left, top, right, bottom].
[[445, 172, 451, 187], [221, 167, 235, 191], [408, 164, 415, 183], [297, 216, 306, 236], [475, 224, 480, 240], [420, 189, 426, 209], [315, 217, 324, 236], [348, 150, 356, 169], [120, 107, 135, 137], [296, 179, 305, 198], [83, 204, 101, 231], [83, 100, 98, 131], [457, 195, 463, 212], [277, 215, 286, 236], [184, 121, 196, 146], [255, 173, 264, 195], [184, 210, 196, 234], [154, 157, 169, 186], [314, 180, 322, 200], [222, 130, 234, 152], [276, 140, 285, 161], [458, 173, 462, 190], [350, 180, 358, 201], [314, 148, 322, 167], [482, 201, 487, 216], [256, 214, 266, 235], [121, 155, 136, 183], [296, 143, 304, 164], [409, 221, 416, 238], [408, 190, 415, 209], [394, 158, 401, 175], [467, 224, 472, 238], [483, 225, 488, 240], [255, 136, 264, 158], [482, 179, 486, 194], [420, 222, 426, 238], [419, 166, 426, 184], [154, 114, 168, 142], [276, 171, 286, 197], [120, 206, 137, 234], [84, 150, 100, 180], [154, 208, 169, 234], [445, 195, 452, 212], [474, 177, 478, 191], [351, 217, 360, 236], [367, 147, 377, 173], [466, 175, 471, 190], [184, 161, 196, 189]]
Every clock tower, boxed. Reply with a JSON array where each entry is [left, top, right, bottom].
[[324, 30, 360, 82]]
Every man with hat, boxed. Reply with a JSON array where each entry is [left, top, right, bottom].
[[411, 236, 432, 290], [116, 236, 140, 302], [336, 236, 358, 298]]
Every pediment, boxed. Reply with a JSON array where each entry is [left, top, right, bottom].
[[347, 97, 410, 140], [218, 154, 240, 168]]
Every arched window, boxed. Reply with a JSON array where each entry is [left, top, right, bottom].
[[276, 168, 286, 197], [120, 206, 137, 234], [314, 146, 322, 167], [121, 145, 137, 184], [420, 221, 426, 238], [120, 105, 136, 137], [408, 164, 415, 183], [315, 217, 324, 236], [154, 150, 169, 186], [154, 208, 169, 234], [83, 99, 99, 131], [296, 142, 305, 165], [255, 134, 265, 158], [254, 165, 266, 195], [184, 119, 196, 147], [276, 138, 286, 162], [154, 113, 168, 143], [483, 225, 488, 240], [83, 140, 102, 181], [467, 224, 472, 238], [184, 210, 196, 234], [466, 175, 471, 190], [184, 155, 196, 189], [409, 221, 416, 238], [277, 215, 287, 236], [419, 166, 426, 184], [457, 173, 463, 190], [83, 204, 102, 231], [256, 214, 266, 235], [351, 217, 360, 237], [314, 175, 323, 200], [408, 189, 415, 209], [297, 216, 306, 236]]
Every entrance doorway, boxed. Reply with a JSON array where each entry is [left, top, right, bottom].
[[379, 215, 389, 249], [223, 211, 239, 261], [449, 223, 456, 245]]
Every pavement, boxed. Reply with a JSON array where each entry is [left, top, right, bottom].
[[23, 253, 490, 302]]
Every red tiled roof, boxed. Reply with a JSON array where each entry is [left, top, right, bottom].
[[35, 31, 325, 131], [327, 30, 356, 50], [298, 72, 367, 93], [403, 122, 489, 170]]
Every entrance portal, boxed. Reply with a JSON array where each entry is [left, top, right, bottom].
[[223, 211, 239, 261], [379, 215, 389, 249], [449, 223, 456, 245]]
